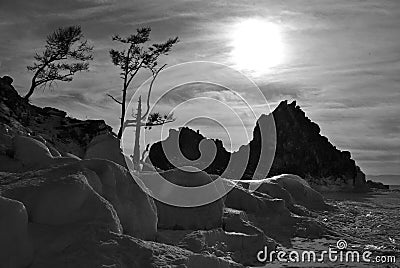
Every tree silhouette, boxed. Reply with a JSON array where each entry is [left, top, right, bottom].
[[25, 25, 93, 100], [108, 27, 178, 139]]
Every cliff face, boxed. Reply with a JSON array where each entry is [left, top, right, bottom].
[[240, 100, 365, 190], [148, 100, 366, 190], [0, 76, 112, 157]]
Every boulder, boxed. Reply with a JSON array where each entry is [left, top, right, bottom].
[[267, 174, 329, 210], [247, 180, 294, 207], [1, 165, 122, 233], [12, 135, 53, 167], [79, 159, 158, 239], [140, 167, 224, 230], [0, 196, 33, 268], [223, 179, 290, 219], [11, 135, 79, 171], [84, 133, 128, 168]]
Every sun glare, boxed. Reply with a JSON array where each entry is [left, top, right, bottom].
[[231, 19, 285, 74]]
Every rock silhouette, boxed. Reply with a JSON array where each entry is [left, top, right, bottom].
[[148, 100, 367, 191]]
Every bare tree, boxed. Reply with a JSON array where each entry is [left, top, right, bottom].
[[124, 64, 175, 171], [108, 27, 178, 139], [25, 25, 93, 100]]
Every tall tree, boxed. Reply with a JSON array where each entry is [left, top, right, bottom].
[[25, 25, 93, 100], [108, 27, 178, 139]]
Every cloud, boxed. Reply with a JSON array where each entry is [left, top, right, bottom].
[[1, 0, 399, 174]]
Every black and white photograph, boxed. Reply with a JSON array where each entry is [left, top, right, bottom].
[[0, 0, 399, 267]]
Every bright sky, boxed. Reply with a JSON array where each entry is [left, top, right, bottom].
[[0, 0, 399, 175]]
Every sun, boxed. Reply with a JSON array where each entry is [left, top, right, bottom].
[[230, 19, 285, 74]]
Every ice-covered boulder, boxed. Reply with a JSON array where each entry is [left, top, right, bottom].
[[250, 180, 294, 206], [79, 159, 158, 239], [1, 165, 122, 233], [140, 167, 224, 230], [12, 135, 53, 166], [10, 135, 79, 171], [0, 196, 33, 268], [267, 174, 329, 210], [84, 133, 128, 168], [223, 179, 290, 219]]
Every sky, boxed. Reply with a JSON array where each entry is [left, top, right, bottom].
[[0, 0, 399, 175]]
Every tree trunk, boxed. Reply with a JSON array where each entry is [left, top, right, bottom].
[[117, 86, 128, 139], [133, 96, 142, 171], [24, 82, 36, 100]]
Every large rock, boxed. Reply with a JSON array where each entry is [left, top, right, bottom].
[[223, 179, 291, 219], [267, 174, 329, 210], [1, 158, 159, 240], [0, 196, 33, 268], [79, 159, 158, 239], [6, 135, 79, 171], [140, 167, 224, 230], [1, 165, 122, 233], [249, 180, 294, 207], [84, 132, 128, 168]]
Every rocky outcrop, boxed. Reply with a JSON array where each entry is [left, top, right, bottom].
[[235, 100, 365, 190], [148, 100, 366, 191], [148, 127, 230, 175], [0, 76, 112, 157]]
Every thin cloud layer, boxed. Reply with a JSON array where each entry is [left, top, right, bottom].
[[0, 0, 399, 174]]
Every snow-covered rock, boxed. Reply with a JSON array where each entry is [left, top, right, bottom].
[[0, 196, 33, 268], [249, 180, 294, 207], [140, 167, 224, 230], [80, 159, 158, 239], [223, 179, 290, 219], [11, 135, 79, 171], [267, 174, 329, 210], [1, 165, 122, 233], [84, 133, 128, 168]]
